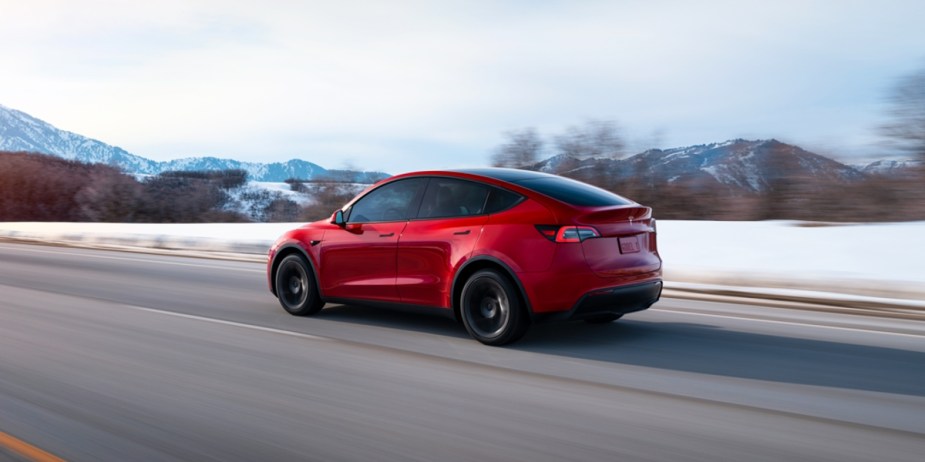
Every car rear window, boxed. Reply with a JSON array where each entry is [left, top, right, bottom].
[[484, 187, 523, 214], [514, 176, 633, 207], [418, 178, 491, 219]]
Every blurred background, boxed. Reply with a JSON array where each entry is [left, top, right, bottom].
[[2, 4, 925, 461], [2, 0, 925, 224]]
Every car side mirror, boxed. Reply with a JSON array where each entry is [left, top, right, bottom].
[[332, 210, 346, 226]]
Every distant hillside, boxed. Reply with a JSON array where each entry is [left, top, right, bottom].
[[0, 104, 160, 173], [0, 104, 388, 183], [854, 159, 924, 176], [532, 139, 867, 194]]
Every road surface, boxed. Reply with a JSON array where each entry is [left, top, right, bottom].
[[1, 242, 923, 461]]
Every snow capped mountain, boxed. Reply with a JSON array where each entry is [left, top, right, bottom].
[[533, 139, 867, 193], [0, 104, 160, 173], [855, 159, 922, 175], [5, 104, 909, 191], [636, 139, 865, 191], [0, 104, 388, 183]]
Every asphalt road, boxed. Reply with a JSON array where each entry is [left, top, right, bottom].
[[0, 242, 923, 461]]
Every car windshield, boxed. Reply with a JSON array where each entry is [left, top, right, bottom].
[[513, 176, 633, 207]]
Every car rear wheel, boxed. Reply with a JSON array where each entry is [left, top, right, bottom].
[[275, 255, 324, 316], [584, 313, 623, 324], [460, 269, 528, 345]]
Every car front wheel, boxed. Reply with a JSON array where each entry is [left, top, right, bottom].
[[275, 255, 324, 316], [460, 269, 528, 345]]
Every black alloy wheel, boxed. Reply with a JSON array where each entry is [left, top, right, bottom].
[[460, 269, 528, 345], [275, 255, 324, 316]]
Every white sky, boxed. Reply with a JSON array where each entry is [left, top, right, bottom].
[[2, 0, 924, 172]]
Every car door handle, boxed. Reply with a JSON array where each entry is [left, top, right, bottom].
[[453, 230, 471, 235], [379, 232, 395, 237]]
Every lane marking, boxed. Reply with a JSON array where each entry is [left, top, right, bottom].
[[0, 431, 65, 462], [122, 305, 328, 341], [4, 279, 921, 438], [126, 300, 923, 352], [121, 303, 925, 438], [653, 307, 925, 338], [0, 244, 264, 274]]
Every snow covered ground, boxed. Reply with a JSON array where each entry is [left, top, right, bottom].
[[227, 181, 367, 220], [246, 181, 313, 204], [658, 220, 925, 300], [1, 220, 923, 304]]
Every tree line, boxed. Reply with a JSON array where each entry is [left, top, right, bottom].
[[3, 148, 923, 223], [612, 165, 925, 222], [0, 152, 250, 222], [0, 152, 243, 222], [0, 151, 363, 223]]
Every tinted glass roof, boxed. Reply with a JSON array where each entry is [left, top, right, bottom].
[[449, 168, 559, 182], [451, 168, 633, 207]]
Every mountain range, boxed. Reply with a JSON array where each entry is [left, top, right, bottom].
[[0, 104, 388, 183], [1, 103, 918, 192], [853, 158, 923, 175], [531, 139, 875, 193]]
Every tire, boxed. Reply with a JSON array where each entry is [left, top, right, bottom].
[[275, 255, 324, 316], [460, 269, 529, 345], [584, 313, 623, 324]]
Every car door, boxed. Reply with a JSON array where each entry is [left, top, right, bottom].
[[320, 178, 426, 302], [397, 177, 490, 308]]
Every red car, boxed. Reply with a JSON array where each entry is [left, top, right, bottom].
[[268, 169, 662, 345]]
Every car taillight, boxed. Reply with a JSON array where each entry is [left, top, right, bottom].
[[535, 225, 600, 243]]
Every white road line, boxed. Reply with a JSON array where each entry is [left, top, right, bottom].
[[0, 243, 264, 273], [653, 307, 925, 338], [123, 304, 328, 341], [124, 302, 922, 345]]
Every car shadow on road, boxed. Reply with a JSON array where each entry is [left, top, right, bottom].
[[318, 304, 470, 339], [516, 319, 925, 397], [311, 303, 925, 398]]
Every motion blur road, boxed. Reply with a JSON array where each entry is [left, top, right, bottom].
[[0, 243, 923, 461]]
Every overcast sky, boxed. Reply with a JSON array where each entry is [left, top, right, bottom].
[[2, 0, 924, 172]]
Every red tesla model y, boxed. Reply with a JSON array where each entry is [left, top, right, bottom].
[[267, 168, 662, 345]]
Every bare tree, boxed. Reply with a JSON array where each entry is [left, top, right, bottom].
[[301, 182, 359, 221], [76, 169, 143, 222], [554, 119, 625, 160], [285, 178, 307, 193], [264, 198, 302, 222], [882, 65, 925, 161], [492, 127, 544, 168]]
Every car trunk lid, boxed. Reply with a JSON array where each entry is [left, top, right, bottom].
[[576, 205, 661, 277]]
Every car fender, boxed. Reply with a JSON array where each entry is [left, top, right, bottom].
[[269, 240, 324, 299]]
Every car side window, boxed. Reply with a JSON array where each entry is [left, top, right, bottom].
[[484, 187, 523, 214], [348, 178, 426, 223], [417, 178, 491, 219]]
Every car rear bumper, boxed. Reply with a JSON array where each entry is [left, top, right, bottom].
[[532, 280, 662, 323]]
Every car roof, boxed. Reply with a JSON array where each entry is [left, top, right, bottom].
[[381, 168, 635, 209], [381, 168, 555, 203], [446, 168, 561, 183]]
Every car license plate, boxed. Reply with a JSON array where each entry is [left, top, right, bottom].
[[619, 236, 639, 254]]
